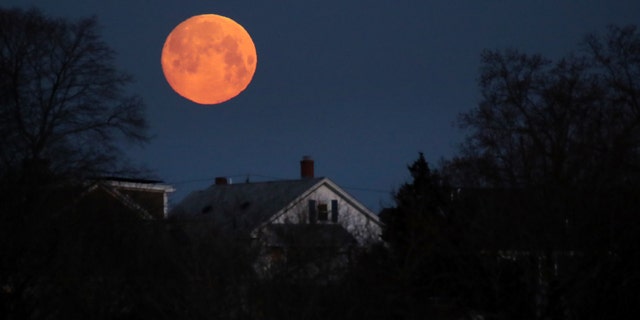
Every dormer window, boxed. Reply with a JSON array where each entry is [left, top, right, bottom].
[[308, 200, 317, 223], [308, 199, 338, 223], [317, 203, 328, 221], [331, 199, 338, 222]]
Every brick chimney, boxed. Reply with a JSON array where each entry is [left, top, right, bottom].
[[300, 156, 314, 179]]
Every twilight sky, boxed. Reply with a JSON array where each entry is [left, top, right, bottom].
[[5, 0, 640, 212]]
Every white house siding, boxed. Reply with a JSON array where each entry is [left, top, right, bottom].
[[267, 182, 382, 246]]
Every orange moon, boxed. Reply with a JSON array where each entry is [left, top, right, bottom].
[[161, 14, 257, 105]]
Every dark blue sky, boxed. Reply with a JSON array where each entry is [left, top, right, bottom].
[[6, 0, 640, 212]]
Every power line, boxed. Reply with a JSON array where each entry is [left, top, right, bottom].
[[169, 173, 288, 185], [341, 185, 390, 194], [168, 173, 391, 194]]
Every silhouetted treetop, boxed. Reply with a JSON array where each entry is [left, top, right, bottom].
[[450, 25, 640, 189], [0, 7, 148, 179]]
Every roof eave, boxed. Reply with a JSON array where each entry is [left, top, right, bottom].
[[251, 177, 381, 236]]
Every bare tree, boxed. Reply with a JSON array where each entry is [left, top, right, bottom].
[[583, 25, 640, 183], [0, 7, 148, 179], [0, 8, 150, 318], [449, 25, 640, 189], [442, 25, 640, 319]]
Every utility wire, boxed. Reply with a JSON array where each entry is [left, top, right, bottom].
[[341, 186, 390, 194], [169, 173, 391, 194]]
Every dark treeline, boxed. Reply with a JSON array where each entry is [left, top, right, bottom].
[[2, 6, 640, 320], [373, 24, 640, 318], [5, 155, 638, 319]]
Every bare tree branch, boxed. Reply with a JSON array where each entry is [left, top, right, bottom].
[[0, 7, 149, 178]]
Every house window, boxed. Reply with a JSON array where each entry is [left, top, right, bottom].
[[308, 200, 317, 223], [318, 203, 328, 221], [331, 199, 339, 222], [309, 200, 337, 223]]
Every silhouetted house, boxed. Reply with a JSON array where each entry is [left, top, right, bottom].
[[169, 156, 382, 277], [92, 178, 176, 219], [49, 178, 175, 220]]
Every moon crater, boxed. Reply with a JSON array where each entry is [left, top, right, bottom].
[[161, 14, 257, 105]]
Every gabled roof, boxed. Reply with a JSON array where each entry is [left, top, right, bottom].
[[82, 182, 154, 220], [254, 178, 380, 232], [38, 180, 150, 219], [99, 178, 175, 193], [171, 178, 323, 231], [55, 179, 173, 219], [170, 177, 379, 233]]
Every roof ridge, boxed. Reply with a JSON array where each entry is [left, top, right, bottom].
[[210, 177, 325, 186]]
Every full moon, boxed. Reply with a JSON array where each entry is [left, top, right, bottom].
[[161, 14, 257, 105]]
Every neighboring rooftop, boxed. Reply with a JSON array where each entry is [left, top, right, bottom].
[[170, 177, 325, 232]]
